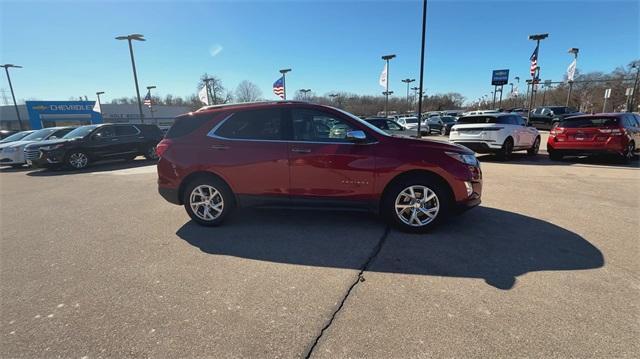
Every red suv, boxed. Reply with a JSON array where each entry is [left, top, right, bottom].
[[547, 113, 640, 162], [156, 102, 482, 232]]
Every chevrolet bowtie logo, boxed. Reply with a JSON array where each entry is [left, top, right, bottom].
[[32, 105, 48, 111]]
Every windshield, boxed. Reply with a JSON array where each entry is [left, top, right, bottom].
[[402, 118, 418, 124], [560, 117, 619, 128], [63, 125, 98, 139], [333, 107, 389, 137], [0, 131, 33, 143], [441, 116, 456, 123], [21, 128, 57, 141], [457, 116, 500, 124]]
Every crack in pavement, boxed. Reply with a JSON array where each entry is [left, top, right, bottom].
[[303, 226, 391, 359]]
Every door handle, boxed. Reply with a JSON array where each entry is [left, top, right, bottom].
[[111, 138, 119, 141], [210, 144, 229, 150], [291, 148, 311, 153]]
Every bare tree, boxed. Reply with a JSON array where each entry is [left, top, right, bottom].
[[197, 73, 230, 104], [235, 80, 262, 102]]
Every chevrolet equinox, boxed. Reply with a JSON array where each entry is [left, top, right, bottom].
[[157, 102, 482, 232]]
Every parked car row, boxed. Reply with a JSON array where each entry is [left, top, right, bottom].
[[0, 124, 163, 170]]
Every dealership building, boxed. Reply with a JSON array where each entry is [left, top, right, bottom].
[[0, 101, 192, 131]]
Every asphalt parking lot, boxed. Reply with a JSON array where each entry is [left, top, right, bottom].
[[1, 134, 639, 358]]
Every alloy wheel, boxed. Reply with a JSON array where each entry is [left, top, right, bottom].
[[147, 146, 159, 160], [189, 185, 224, 221], [394, 185, 440, 227], [69, 153, 88, 169]]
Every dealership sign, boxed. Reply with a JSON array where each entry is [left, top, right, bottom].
[[491, 69, 509, 86], [25, 101, 102, 129]]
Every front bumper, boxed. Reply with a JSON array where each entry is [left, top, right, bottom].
[[0, 151, 24, 165]]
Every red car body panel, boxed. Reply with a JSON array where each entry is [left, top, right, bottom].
[[547, 113, 640, 156], [157, 102, 482, 210]]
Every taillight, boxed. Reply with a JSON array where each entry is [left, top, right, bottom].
[[550, 127, 564, 136], [156, 139, 172, 158]]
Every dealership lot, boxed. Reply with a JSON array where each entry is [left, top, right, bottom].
[[1, 138, 639, 357]]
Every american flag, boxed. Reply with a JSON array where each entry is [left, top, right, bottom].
[[273, 76, 285, 99], [143, 92, 152, 107], [529, 44, 539, 77]]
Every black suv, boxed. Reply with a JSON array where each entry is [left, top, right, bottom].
[[529, 106, 582, 130], [28, 123, 163, 170]]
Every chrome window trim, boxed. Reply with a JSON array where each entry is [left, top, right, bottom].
[[207, 112, 378, 145]]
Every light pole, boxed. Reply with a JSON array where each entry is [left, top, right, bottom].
[[527, 33, 548, 119], [416, 0, 428, 137], [566, 48, 579, 107], [382, 91, 394, 115], [279, 68, 291, 100], [0, 64, 24, 130], [146, 86, 156, 120], [300, 89, 311, 101], [401, 78, 415, 113], [630, 62, 640, 112], [381, 54, 396, 116], [115, 33, 146, 123]]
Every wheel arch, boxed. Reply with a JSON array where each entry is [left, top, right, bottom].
[[178, 170, 236, 206], [380, 169, 455, 210]]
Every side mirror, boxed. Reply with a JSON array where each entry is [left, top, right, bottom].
[[49, 136, 57, 140], [345, 130, 367, 142]]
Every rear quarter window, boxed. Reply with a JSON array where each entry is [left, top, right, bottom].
[[165, 114, 213, 139]]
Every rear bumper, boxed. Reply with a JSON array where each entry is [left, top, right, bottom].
[[159, 186, 181, 205], [547, 141, 626, 155], [451, 141, 500, 153]]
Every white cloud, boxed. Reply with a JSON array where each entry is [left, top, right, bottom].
[[209, 44, 223, 57]]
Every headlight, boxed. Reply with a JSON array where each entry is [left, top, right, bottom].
[[43, 144, 65, 151], [4, 147, 17, 153], [445, 151, 478, 166]]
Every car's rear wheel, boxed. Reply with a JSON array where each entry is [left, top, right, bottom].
[[548, 149, 563, 161], [382, 176, 450, 233], [184, 177, 235, 226], [498, 137, 514, 160], [440, 127, 447, 136], [66, 151, 90, 170], [144, 145, 159, 160], [622, 141, 635, 163], [527, 136, 541, 156]]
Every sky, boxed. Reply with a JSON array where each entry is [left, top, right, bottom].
[[1, 0, 638, 105]]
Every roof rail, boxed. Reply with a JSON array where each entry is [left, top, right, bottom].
[[195, 100, 308, 112]]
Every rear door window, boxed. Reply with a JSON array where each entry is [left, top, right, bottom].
[[115, 125, 139, 136], [216, 109, 283, 140]]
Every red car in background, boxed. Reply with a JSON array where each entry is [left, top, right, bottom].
[[156, 102, 482, 233], [547, 113, 640, 162]]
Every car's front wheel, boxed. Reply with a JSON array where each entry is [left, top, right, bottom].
[[144, 145, 159, 161], [440, 127, 447, 136], [382, 176, 450, 233], [184, 176, 235, 226], [66, 151, 90, 170]]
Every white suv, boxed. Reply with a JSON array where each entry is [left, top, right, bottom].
[[449, 113, 540, 159]]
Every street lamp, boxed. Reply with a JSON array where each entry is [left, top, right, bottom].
[[146, 86, 156, 120], [527, 33, 548, 118], [0, 64, 24, 130], [381, 54, 396, 116], [401, 78, 415, 113], [416, 0, 428, 137], [566, 47, 579, 106], [115, 33, 146, 123], [299, 89, 311, 100], [629, 62, 640, 112], [279, 68, 291, 100]]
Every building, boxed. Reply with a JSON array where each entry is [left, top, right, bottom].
[[0, 101, 192, 131]]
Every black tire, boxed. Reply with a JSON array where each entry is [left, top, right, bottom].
[[183, 175, 235, 227], [622, 141, 635, 163], [551, 121, 560, 130], [381, 174, 451, 233], [498, 137, 514, 160], [66, 150, 90, 170], [527, 136, 541, 156], [548, 149, 563, 161], [144, 145, 159, 161], [440, 127, 447, 136]]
